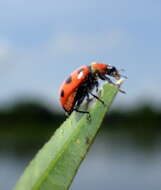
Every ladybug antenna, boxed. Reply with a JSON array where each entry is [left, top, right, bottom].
[[120, 74, 128, 79]]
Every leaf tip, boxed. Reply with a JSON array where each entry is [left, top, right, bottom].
[[115, 78, 124, 86]]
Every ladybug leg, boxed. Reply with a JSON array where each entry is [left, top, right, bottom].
[[118, 88, 126, 94], [86, 92, 90, 100], [102, 75, 115, 85], [65, 112, 70, 117], [104, 76, 126, 93], [73, 108, 91, 120], [74, 96, 90, 113], [89, 92, 105, 105], [73, 109, 89, 114], [115, 79, 126, 94], [73, 94, 91, 119], [100, 74, 126, 94], [99, 73, 115, 85], [106, 78, 126, 94], [86, 93, 93, 103], [95, 80, 99, 92]]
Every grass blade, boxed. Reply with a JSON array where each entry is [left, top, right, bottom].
[[14, 83, 119, 190]]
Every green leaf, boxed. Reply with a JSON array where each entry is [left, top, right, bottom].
[[14, 83, 119, 190]]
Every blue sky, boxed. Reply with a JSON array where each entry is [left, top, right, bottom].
[[0, 0, 161, 110]]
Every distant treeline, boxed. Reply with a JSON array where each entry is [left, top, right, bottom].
[[0, 101, 161, 154]]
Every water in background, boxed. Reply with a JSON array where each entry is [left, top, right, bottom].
[[0, 102, 161, 190]]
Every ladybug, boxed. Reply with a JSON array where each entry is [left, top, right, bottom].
[[59, 61, 125, 116]]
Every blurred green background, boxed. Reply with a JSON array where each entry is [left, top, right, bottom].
[[0, 0, 161, 189], [1, 101, 161, 190]]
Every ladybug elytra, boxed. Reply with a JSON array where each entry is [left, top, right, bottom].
[[59, 62, 125, 116]]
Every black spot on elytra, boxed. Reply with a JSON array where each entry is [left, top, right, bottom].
[[65, 76, 72, 83], [77, 68, 84, 74], [60, 90, 64, 97]]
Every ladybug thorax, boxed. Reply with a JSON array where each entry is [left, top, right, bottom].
[[91, 62, 107, 74]]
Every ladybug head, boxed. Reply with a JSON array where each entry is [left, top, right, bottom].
[[91, 62, 121, 80], [106, 65, 120, 80]]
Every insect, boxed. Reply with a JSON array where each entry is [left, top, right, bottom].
[[59, 61, 126, 116]]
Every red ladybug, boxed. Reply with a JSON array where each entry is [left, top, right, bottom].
[[59, 62, 124, 116]]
